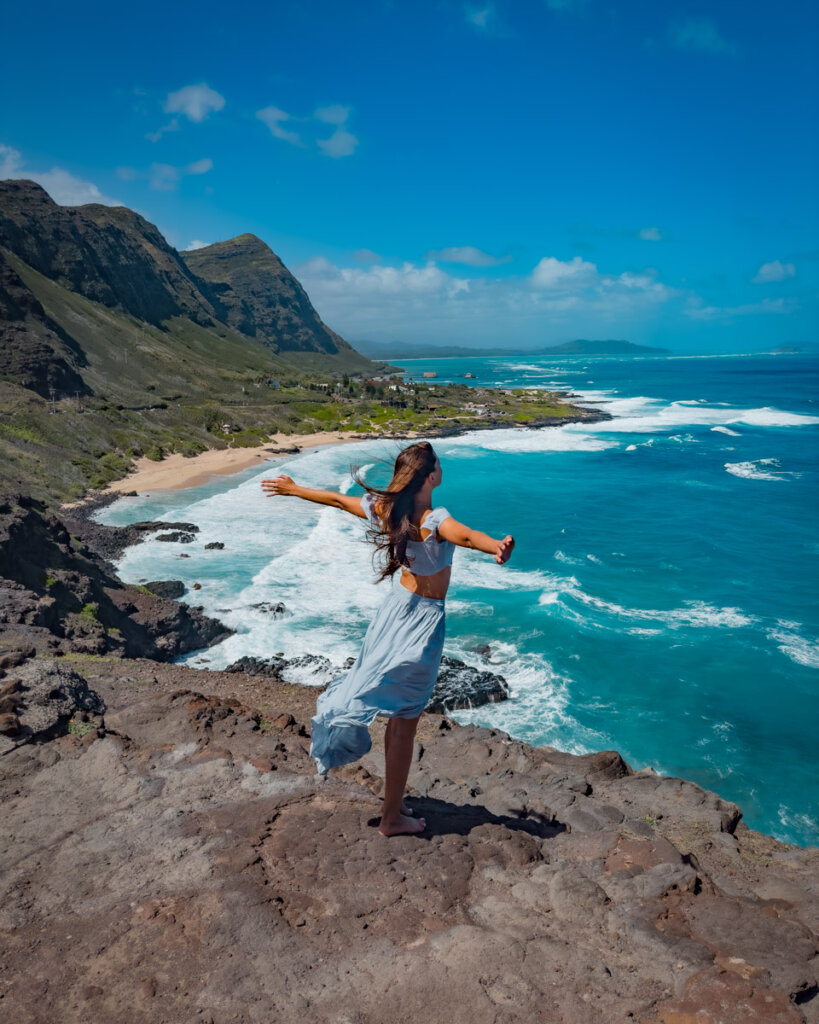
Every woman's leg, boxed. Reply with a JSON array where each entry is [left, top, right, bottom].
[[383, 719, 413, 816], [379, 715, 426, 836]]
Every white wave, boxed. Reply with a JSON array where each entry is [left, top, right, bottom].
[[724, 458, 795, 482], [767, 629, 819, 669], [501, 363, 554, 373], [576, 394, 819, 435], [554, 550, 582, 565], [439, 427, 619, 455], [775, 805, 819, 846], [711, 425, 741, 436], [498, 363, 588, 376], [445, 599, 496, 617], [563, 587, 756, 630], [456, 550, 577, 593], [443, 645, 609, 756], [624, 438, 657, 452]]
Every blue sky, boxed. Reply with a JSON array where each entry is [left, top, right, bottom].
[[1, 0, 817, 353]]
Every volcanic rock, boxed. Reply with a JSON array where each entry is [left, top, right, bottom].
[[428, 655, 509, 713], [0, 661, 815, 1024], [142, 580, 185, 599]]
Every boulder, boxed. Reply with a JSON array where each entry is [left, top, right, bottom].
[[427, 655, 509, 713], [142, 580, 185, 599]]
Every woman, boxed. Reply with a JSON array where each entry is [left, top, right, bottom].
[[261, 441, 514, 836]]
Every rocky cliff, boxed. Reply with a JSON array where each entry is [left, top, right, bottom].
[[0, 179, 218, 328], [0, 500, 817, 1023], [0, 179, 373, 382], [182, 234, 359, 359], [0, 250, 89, 398], [0, 651, 816, 1024], [0, 495, 230, 661]]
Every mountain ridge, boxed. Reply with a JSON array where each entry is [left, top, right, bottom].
[[0, 180, 372, 380], [354, 339, 670, 359]]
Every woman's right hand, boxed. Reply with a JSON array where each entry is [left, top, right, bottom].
[[261, 474, 296, 497], [495, 535, 515, 565]]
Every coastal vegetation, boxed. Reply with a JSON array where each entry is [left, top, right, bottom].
[[0, 370, 597, 502]]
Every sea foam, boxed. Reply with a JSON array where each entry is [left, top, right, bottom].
[[724, 458, 792, 481]]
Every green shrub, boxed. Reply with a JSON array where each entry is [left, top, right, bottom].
[[67, 717, 94, 737]]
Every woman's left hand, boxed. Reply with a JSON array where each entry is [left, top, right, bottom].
[[495, 535, 515, 564], [261, 474, 296, 497]]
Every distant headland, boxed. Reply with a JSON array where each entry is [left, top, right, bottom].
[[354, 339, 670, 359]]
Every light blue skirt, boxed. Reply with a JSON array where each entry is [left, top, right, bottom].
[[309, 583, 446, 775]]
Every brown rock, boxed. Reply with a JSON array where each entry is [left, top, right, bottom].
[[651, 966, 803, 1023], [0, 666, 816, 1024], [0, 648, 33, 673], [0, 693, 22, 714], [0, 712, 20, 735]]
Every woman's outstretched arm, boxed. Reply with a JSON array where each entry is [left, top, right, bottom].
[[438, 517, 514, 565], [260, 474, 367, 519]]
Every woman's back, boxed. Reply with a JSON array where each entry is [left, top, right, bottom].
[[361, 494, 454, 579]]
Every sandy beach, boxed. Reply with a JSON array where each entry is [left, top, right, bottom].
[[102, 430, 371, 494]]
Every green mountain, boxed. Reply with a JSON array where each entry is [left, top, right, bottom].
[[0, 180, 377, 502], [181, 235, 357, 365]]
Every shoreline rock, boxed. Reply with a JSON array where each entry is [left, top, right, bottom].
[[0, 495, 230, 661]]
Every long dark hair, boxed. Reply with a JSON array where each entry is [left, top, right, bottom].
[[356, 441, 439, 581]]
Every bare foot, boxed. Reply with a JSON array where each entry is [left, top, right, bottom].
[[378, 813, 427, 837]]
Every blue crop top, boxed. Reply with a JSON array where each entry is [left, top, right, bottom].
[[361, 493, 455, 576]]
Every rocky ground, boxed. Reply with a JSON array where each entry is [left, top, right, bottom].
[[0, 648, 817, 1024], [0, 495, 817, 1023]]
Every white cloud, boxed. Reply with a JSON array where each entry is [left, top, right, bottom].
[[354, 249, 381, 263], [186, 157, 213, 175], [753, 260, 796, 284], [258, 103, 358, 157], [317, 127, 359, 158], [465, 4, 494, 30], [530, 255, 597, 290], [185, 240, 211, 251], [685, 297, 796, 321], [668, 17, 736, 55], [426, 245, 512, 267], [256, 106, 303, 147], [299, 257, 469, 298], [149, 158, 213, 191], [296, 252, 679, 346], [146, 118, 180, 143], [0, 144, 24, 177], [150, 164, 178, 191], [315, 105, 350, 125], [164, 83, 225, 123], [0, 143, 123, 206], [638, 227, 662, 241]]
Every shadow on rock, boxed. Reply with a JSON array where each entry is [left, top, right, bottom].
[[367, 794, 567, 841]]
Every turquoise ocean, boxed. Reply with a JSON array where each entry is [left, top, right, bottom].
[[96, 353, 819, 847]]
